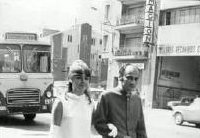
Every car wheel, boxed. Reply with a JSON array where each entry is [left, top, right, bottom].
[[195, 123, 200, 128], [23, 113, 36, 121], [174, 113, 183, 125]]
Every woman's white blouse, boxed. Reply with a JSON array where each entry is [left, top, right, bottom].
[[50, 93, 94, 138]]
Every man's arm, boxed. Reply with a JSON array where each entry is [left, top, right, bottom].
[[93, 93, 112, 137], [136, 99, 147, 138]]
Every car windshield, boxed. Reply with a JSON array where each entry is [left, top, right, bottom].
[[0, 44, 21, 73], [190, 98, 200, 109], [23, 45, 51, 73]]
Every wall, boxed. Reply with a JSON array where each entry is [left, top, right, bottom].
[[80, 23, 92, 67], [52, 33, 66, 81], [90, 31, 102, 87], [158, 23, 200, 44], [63, 25, 81, 67]]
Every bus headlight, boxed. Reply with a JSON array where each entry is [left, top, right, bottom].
[[46, 91, 52, 98]]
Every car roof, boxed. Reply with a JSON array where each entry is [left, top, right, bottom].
[[90, 88, 104, 92]]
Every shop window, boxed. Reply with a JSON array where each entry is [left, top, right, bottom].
[[161, 6, 200, 26], [161, 69, 180, 79], [170, 11, 176, 25], [105, 5, 110, 20], [125, 37, 142, 48], [196, 8, 200, 23], [99, 39, 102, 45], [67, 35, 72, 42], [159, 11, 165, 26], [166, 11, 171, 25], [92, 38, 96, 45], [113, 77, 118, 87], [180, 10, 186, 24], [189, 8, 196, 23], [103, 35, 108, 51]]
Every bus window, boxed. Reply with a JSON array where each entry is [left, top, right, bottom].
[[23, 45, 51, 73], [0, 44, 21, 73]]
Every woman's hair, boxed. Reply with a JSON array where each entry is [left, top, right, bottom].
[[68, 60, 91, 79], [67, 60, 92, 104]]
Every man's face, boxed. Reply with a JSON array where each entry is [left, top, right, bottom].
[[121, 65, 139, 93], [71, 74, 90, 96]]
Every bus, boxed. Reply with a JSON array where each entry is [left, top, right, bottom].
[[0, 32, 54, 121]]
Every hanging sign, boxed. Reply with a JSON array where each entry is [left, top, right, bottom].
[[143, 0, 155, 45]]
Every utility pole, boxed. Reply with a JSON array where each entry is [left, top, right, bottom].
[[152, 0, 161, 108], [142, 0, 160, 108]]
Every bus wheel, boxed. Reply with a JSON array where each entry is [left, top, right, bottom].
[[23, 114, 36, 121]]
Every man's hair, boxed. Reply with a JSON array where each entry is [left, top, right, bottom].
[[118, 63, 139, 81]]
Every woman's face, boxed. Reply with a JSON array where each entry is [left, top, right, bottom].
[[71, 74, 90, 96]]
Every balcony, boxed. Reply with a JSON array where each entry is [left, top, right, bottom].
[[116, 15, 144, 33], [118, 0, 146, 5], [113, 46, 149, 60]]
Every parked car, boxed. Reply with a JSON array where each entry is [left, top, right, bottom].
[[167, 96, 195, 110], [173, 97, 200, 127]]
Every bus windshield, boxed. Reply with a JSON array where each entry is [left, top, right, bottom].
[[23, 45, 51, 73], [0, 44, 21, 73]]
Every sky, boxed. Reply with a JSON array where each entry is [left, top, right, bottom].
[[1, 0, 198, 34], [0, 0, 104, 33]]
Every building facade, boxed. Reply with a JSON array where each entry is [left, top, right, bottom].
[[50, 23, 103, 87], [154, 0, 200, 108], [103, 0, 158, 108]]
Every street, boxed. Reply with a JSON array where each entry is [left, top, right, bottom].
[[0, 114, 50, 138], [0, 109, 200, 138], [145, 109, 200, 138]]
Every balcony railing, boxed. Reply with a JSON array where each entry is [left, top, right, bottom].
[[117, 14, 144, 26], [113, 46, 148, 59], [117, 0, 146, 5]]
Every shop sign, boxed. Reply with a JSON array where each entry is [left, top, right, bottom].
[[158, 44, 200, 56], [5, 32, 37, 41], [143, 0, 155, 45], [114, 48, 148, 58], [120, 63, 145, 70]]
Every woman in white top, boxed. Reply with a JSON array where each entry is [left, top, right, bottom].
[[49, 60, 94, 138]]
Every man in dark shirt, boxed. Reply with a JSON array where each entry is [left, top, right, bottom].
[[93, 64, 147, 138]]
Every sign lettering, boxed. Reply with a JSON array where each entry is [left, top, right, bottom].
[[143, 0, 155, 44], [158, 44, 200, 56]]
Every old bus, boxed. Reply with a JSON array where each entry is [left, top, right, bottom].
[[0, 32, 53, 121]]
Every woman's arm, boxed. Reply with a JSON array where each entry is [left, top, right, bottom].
[[49, 99, 63, 138]]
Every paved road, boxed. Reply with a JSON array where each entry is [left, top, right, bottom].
[[0, 109, 200, 138], [0, 114, 50, 138], [145, 109, 200, 138]]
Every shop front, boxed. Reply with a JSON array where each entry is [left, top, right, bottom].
[[154, 44, 200, 109], [108, 46, 153, 108]]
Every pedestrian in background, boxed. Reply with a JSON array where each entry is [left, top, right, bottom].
[[93, 64, 147, 138], [49, 60, 94, 138]]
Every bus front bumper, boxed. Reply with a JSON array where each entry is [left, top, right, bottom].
[[0, 103, 52, 116]]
